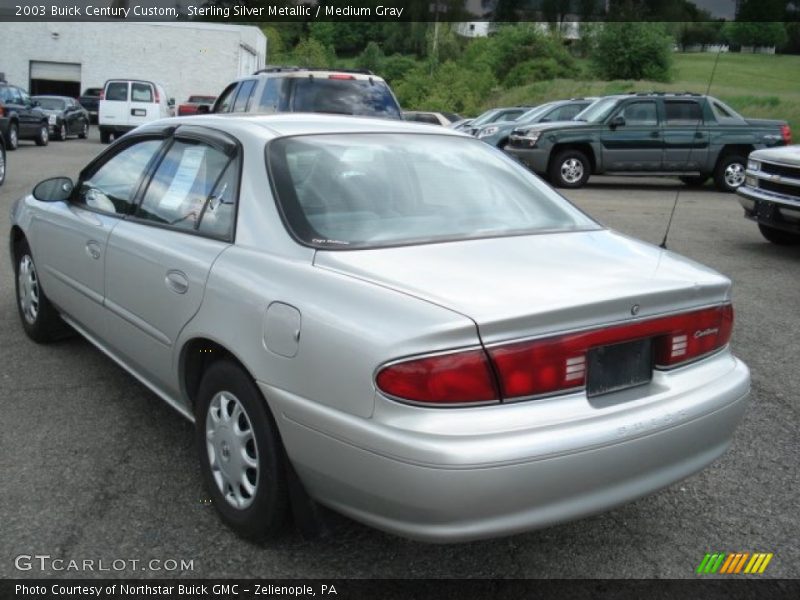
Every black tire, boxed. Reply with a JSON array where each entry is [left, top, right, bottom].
[[758, 224, 800, 246], [78, 120, 89, 139], [100, 129, 111, 144], [549, 149, 591, 189], [55, 123, 67, 141], [679, 175, 708, 187], [713, 154, 747, 193], [14, 239, 66, 343], [7, 121, 19, 150], [0, 142, 6, 186], [196, 360, 290, 540], [34, 123, 49, 146]]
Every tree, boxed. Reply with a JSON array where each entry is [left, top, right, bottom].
[[356, 42, 385, 74], [291, 37, 337, 69], [591, 22, 674, 82], [724, 21, 788, 49]]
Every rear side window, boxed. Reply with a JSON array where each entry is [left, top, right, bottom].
[[131, 83, 153, 103], [105, 82, 128, 101], [76, 140, 163, 214], [232, 80, 256, 113], [665, 101, 703, 125], [289, 78, 401, 119], [136, 139, 237, 239]]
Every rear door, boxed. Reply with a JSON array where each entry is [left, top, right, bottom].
[[600, 99, 662, 171], [99, 80, 130, 127], [103, 126, 240, 393], [129, 81, 158, 126], [661, 98, 709, 171]]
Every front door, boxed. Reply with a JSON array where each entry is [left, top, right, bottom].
[[600, 99, 662, 171], [31, 138, 164, 336]]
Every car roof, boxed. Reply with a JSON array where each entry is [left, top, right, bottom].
[[233, 68, 387, 83], [140, 113, 468, 141]]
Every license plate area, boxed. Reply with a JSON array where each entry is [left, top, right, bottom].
[[586, 338, 653, 398], [131, 108, 147, 117]]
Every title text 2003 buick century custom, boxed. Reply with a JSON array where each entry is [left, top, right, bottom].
[[10, 114, 750, 542]]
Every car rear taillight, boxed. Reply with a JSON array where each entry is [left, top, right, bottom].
[[781, 124, 792, 145], [0, 103, 5, 117], [329, 74, 356, 80], [377, 305, 733, 406], [154, 88, 160, 104], [375, 349, 500, 405], [488, 304, 733, 400]]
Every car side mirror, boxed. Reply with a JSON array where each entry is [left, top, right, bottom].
[[609, 115, 625, 129], [196, 105, 210, 114], [33, 177, 74, 202]]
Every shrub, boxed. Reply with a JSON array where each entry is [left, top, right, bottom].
[[591, 22, 674, 82]]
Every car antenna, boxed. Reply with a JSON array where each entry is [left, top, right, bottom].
[[660, 49, 723, 250]]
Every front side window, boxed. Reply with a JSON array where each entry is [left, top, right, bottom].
[[289, 78, 401, 119], [267, 134, 598, 249], [105, 82, 128, 101], [213, 83, 238, 113], [620, 101, 658, 126], [136, 139, 237, 238], [76, 139, 163, 214]]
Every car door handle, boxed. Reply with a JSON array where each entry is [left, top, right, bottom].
[[650, 131, 660, 138], [165, 270, 189, 295], [85, 241, 101, 260], [695, 132, 704, 139]]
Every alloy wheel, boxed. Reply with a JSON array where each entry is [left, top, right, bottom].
[[60, 124, 67, 140], [561, 158, 584, 184], [9, 125, 18, 149], [724, 162, 745, 188]]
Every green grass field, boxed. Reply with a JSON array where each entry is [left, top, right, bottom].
[[490, 53, 800, 132]]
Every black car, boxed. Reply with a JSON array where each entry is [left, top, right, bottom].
[[0, 81, 50, 150], [78, 87, 102, 124], [33, 95, 90, 141]]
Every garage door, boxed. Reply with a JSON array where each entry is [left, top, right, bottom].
[[30, 61, 81, 82]]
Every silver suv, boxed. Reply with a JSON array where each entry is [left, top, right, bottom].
[[211, 67, 402, 119]]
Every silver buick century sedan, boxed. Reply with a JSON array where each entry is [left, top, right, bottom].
[[9, 114, 750, 542]]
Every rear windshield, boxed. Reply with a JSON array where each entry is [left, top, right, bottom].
[[36, 98, 66, 111], [105, 82, 128, 101], [288, 78, 401, 119], [267, 134, 598, 249]]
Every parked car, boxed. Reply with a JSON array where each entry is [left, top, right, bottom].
[[78, 87, 103, 124], [178, 95, 217, 116], [737, 144, 800, 245], [461, 106, 530, 134], [476, 98, 597, 148], [447, 117, 473, 130], [0, 80, 50, 150], [10, 114, 749, 543], [506, 92, 792, 192], [32, 95, 90, 141], [98, 79, 173, 143], [211, 67, 402, 119], [0, 134, 6, 187], [403, 111, 462, 126]]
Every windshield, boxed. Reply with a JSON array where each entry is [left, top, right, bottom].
[[36, 98, 66, 111], [470, 109, 501, 128], [289, 78, 401, 119], [575, 97, 620, 122], [517, 103, 557, 124], [267, 134, 598, 249]]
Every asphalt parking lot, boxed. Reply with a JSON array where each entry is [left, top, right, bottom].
[[1, 130, 798, 580]]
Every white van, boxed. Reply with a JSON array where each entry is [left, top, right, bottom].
[[98, 79, 173, 143]]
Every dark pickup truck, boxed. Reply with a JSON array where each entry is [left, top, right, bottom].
[[506, 92, 791, 192], [78, 87, 102, 124]]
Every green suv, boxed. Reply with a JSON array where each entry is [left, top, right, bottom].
[[505, 93, 792, 192]]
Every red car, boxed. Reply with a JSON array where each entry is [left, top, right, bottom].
[[177, 95, 216, 116]]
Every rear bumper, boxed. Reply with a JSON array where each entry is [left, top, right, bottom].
[[263, 352, 750, 542], [99, 124, 135, 134]]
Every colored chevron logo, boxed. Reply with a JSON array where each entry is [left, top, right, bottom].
[[696, 552, 774, 574]]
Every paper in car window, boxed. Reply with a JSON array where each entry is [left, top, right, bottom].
[[159, 146, 206, 211]]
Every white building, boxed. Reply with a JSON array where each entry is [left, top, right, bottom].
[[0, 21, 266, 103]]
